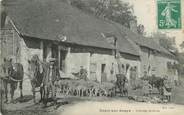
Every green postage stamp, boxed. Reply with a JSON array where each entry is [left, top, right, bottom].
[[157, 0, 182, 29]]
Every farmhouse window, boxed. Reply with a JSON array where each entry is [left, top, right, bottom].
[[60, 50, 67, 71]]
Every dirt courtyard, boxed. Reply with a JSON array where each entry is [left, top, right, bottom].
[[2, 96, 184, 115], [1, 79, 184, 115]]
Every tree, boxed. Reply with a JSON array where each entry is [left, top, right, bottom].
[[152, 32, 177, 52], [137, 24, 145, 35], [68, 0, 136, 28]]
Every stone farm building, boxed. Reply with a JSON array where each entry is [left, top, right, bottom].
[[119, 26, 179, 81], [0, 0, 178, 83]]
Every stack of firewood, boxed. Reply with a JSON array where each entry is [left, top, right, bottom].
[[57, 79, 115, 97]]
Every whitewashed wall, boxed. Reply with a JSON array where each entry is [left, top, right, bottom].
[[119, 57, 141, 79], [65, 52, 90, 78], [64, 51, 140, 82], [20, 38, 43, 76], [90, 53, 115, 82]]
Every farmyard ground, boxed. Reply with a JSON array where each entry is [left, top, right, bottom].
[[1, 77, 184, 115]]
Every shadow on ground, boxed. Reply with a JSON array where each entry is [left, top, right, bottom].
[[14, 95, 33, 103]]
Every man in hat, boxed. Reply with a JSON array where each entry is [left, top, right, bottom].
[[79, 66, 88, 80], [42, 58, 60, 106]]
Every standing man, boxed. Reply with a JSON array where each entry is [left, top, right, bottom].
[[79, 66, 88, 80], [42, 58, 60, 106], [129, 67, 136, 88]]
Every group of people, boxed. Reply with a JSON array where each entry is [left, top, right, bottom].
[[1, 55, 173, 105], [0, 54, 90, 105]]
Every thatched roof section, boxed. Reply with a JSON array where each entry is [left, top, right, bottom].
[[113, 22, 174, 57], [4, 0, 139, 56]]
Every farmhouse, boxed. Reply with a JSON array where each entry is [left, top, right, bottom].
[[1, 0, 140, 83], [0, 0, 178, 83]]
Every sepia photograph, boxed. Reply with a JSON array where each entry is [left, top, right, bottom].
[[0, 0, 184, 115]]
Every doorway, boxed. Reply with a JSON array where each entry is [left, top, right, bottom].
[[51, 45, 58, 59], [101, 64, 107, 82], [60, 50, 67, 71]]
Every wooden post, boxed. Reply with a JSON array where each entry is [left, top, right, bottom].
[[0, 29, 4, 113], [65, 47, 71, 73], [40, 41, 43, 61], [58, 45, 61, 70]]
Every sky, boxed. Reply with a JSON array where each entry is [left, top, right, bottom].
[[122, 0, 184, 52]]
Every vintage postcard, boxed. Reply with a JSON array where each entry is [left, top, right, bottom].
[[0, 0, 184, 115]]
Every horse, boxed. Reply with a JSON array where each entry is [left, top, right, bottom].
[[27, 55, 47, 103], [1, 58, 24, 103]]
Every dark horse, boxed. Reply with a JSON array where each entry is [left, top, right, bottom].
[[27, 55, 47, 103], [1, 58, 24, 103]]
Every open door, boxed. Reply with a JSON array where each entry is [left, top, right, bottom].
[[101, 64, 107, 82]]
